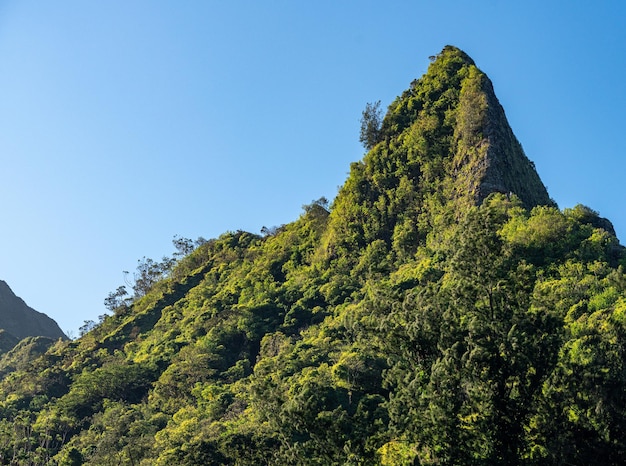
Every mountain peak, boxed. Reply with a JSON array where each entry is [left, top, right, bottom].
[[327, 46, 553, 257], [389, 46, 552, 209], [434, 44, 476, 65]]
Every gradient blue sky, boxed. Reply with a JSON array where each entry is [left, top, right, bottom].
[[1, 1, 625, 336]]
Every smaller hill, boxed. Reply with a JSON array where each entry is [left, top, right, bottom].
[[0, 335, 56, 379]]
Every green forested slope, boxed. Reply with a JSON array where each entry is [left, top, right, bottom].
[[0, 46, 625, 465]]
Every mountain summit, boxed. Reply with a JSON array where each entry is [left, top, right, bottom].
[[327, 46, 553, 262], [385, 46, 552, 207], [399, 46, 552, 208]]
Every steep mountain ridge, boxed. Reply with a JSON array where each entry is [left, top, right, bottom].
[[0, 46, 624, 465]]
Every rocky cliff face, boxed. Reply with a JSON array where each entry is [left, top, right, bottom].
[[468, 66, 553, 208], [0, 280, 66, 344], [431, 46, 553, 210]]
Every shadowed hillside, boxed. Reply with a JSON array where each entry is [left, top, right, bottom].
[[0, 280, 66, 347]]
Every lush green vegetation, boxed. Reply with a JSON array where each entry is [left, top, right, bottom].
[[0, 46, 624, 465]]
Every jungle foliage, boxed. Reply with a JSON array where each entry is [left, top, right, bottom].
[[0, 46, 624, 465]]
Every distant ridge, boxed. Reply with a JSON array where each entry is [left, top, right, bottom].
[[0, 280, 66, 344]]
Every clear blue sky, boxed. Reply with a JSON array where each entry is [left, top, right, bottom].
[[1, 1, 625, 336]]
